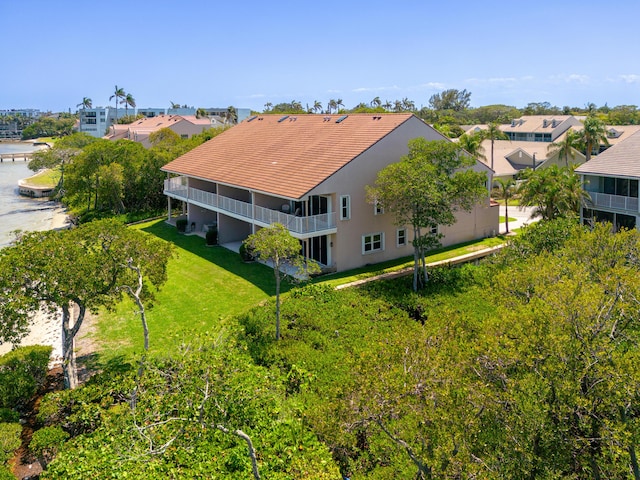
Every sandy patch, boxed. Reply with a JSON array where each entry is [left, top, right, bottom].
[[0, 308, 63, 368]]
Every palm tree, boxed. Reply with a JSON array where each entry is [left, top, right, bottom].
[[225, 106, 238, 124], [264, 102, 273, 112], [481, 123, 509, 171], [312, 100, 323, 113], [336, 98, 344, 113], [401, 97, 415, 111], [383, 100, 393, 111], [109, 85, 125, 124], [547, 129, 581, 167], [170, 101, 181, 109], [371, 96, 382, 108], [76, 97, 92, 111], [327, 99, 337, 114], [494, 178, 516, 233], [458, 132, 486, 161], [580, 115, 609, 161], [121, 93, 136, 116], [196, 108, 208, 119]]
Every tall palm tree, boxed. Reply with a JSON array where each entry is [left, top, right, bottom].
[[76, 97, 92, 111], [263, 102, 273, 112], [312, 100, 323, 113], [383, 100, 393, 111], [547, 129, 581, 167], [121, 93, 136, 116], [581, 115, 609, 161], [482, 122, 509, 171], [371, 96, 382, 108], [336, 98, 344, 113], [327, 99, 337, 114], [402, 97, 415, 111], [494, 178, 516, 233], [109, 85, 125, 124]]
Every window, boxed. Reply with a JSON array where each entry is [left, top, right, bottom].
[[430, 225, 438, 235], [362, 232, 384, 254], [397, 228, 407, 247], [340, 195, 350, 220], [374, 201, 384, 215]]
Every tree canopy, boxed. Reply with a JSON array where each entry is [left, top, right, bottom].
[[366, 138, 487, 291], [0, 220, 173, 388]]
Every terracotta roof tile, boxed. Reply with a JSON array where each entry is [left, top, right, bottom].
[[162, 113, 415, 199]]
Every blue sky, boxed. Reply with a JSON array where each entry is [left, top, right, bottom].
[[2, 0, 639, 113]]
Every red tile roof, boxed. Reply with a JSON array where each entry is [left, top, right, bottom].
[[162, 113, 415, 199]]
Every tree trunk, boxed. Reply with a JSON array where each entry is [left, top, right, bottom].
[[412, 225, 420, 292]]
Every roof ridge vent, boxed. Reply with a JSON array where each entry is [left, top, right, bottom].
[[278, 115, 289, 123], [323, 116, 331, 122], [335, 115, 348, 123]]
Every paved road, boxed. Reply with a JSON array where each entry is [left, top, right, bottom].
[[499, 205, 539, 234]]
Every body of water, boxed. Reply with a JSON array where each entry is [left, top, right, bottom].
[[0, 142, 61, 248]]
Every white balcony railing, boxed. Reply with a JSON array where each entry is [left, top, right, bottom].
[[588, 192, 639, 212], [164, 178, 337, 235]]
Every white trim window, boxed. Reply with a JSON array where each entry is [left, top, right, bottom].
[[340, 195, 351, 220], [396, 228, 407, 247], [362, 232, 384, 254], [430, 225, 438, 235], [374, 200, 384, 215]]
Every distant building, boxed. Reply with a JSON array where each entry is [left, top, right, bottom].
[[105, 114, 220, 148], [137, 108, 166, 118], [77, 107, 131, 138]]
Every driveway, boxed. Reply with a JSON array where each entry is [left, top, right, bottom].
[[499, 205, 539, 234]]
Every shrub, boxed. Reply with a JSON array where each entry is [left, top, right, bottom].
[[0, 423, 21, 464], [239, 242, 254, 262], [30, 426, 69, 470], [0, 345, 52, 410], [205, 227, 218, 245], [0, 465, 14, 480], [176, 218, 188, 232], [0, 408, 19, 423]]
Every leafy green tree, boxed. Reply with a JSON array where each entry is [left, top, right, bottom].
[[367, 139, 487, 291], [481, 122, 509, 170], [581, 114, 610, 161], [547, 128, 582, 167], [428, 88, 472, 111], [0, 220, 172, 388], [518, 165, 589, 220], [21, 117, 75, 139], [243, 223, 319, 340]]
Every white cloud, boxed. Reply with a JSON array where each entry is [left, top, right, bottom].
[[549, 74, 590, 84], [620, 74, 640, 83]]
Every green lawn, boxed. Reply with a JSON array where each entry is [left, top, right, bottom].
[[24, 168, 60, 187], [499, 216, 516, 223], [90, 219, 511, 361]]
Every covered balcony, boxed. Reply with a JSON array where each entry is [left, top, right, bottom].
[[587, 192, 639, 212], [164, 177, 337, 237]]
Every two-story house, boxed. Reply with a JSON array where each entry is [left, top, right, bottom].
[[162, 113, 498, 272], [577, 129, 640, 231]]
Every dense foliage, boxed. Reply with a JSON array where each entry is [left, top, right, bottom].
[[19, 220, 640, 478], [0, 345, 51, 411]]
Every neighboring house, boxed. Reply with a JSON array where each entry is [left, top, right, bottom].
[[577, 129, 640, 231], [501, 115, 582, 142], [162, 113, 498, 273], [106, 114, 219, 148]]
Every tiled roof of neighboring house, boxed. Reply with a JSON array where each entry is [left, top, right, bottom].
[[106, 114, 214, 140], [576, 129, 640, 178], [162, 113, 417, 199]]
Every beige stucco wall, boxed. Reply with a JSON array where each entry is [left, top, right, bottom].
[[308, 116, 497, 272]]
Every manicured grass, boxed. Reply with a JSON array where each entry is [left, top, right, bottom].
[[495, 198, 521, 206], [92, 220, 278, 360], [24, 168, 60, 187], [499, 216, 516, 223], [90, 219, 511, 361]]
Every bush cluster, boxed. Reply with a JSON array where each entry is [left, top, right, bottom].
[[0, 345, 52, 410]]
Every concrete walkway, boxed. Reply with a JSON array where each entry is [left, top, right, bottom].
[[499, 205, 538, 234]]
